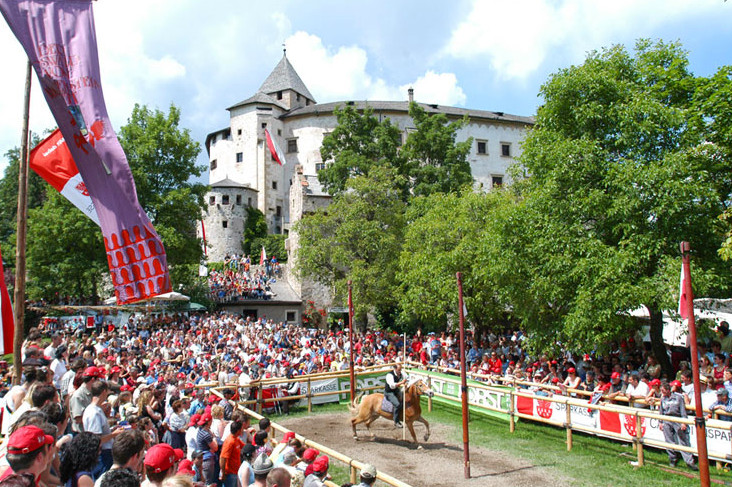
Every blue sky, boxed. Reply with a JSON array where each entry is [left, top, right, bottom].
[[1, 0, 731, 178]]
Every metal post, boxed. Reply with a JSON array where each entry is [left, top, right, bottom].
[[348, 281, 355, 403], [457, 272, 470, 479], [307, 378, 312, 413], [13, 60, 32, 385], [680, 241, 710, 487]]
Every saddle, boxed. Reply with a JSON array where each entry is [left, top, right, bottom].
[[380, 397, 394, 413]]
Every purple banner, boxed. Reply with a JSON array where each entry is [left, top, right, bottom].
[[0, 0, 171, 304]]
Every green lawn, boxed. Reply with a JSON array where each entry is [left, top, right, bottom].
[[273, 401, 729, 487]]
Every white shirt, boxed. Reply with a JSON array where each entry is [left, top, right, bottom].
[[625, 381, 650, 407], [83, 402, 113, 449]]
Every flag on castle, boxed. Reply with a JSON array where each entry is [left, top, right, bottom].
[[0, 246, 14, 355], [264, 129, 286, 165], [0, 0, 171, 304], [260, 246, 267, 266]]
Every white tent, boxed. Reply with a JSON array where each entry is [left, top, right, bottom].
[[102, 291, 190, 306]]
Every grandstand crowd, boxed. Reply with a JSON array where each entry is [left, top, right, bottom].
[[0, 308, 728, 486]]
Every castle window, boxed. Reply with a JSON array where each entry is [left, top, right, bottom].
[[276, 206, 282, 217], [277, 91, 283, 100], [222, 195, 229, 205], [296, 93, 300, 101], [210, 159, 217, 170], [306, 99, 310, 106], [236, 195, 242, 205], [222, 220, 228, 229], [501, 143, 511, 157], [477, 140, 487, 155], [237, 129, 242, 136], [272, 181, 278, 190], [492, 175, 504, 188], [261, 123, 267, 129], [286, 311, 296, 322], [277, 129, 282, 136], [248, 197, 252, 207], [287, 139, 298, 153], [315, 162, 326, 172], [209, 196, 215, 205], [236, 152, 243, 163]]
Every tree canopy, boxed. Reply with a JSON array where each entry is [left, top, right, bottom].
[[490, 40, 732, 372]]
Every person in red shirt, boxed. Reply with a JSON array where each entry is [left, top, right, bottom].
[[488, 351, 503, 375], [219, 420, 245, 487]]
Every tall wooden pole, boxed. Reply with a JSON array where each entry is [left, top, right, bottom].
[[13, 60, 32, 385], [680, 242, 710, 487], [347, 280, 355, 403], [456, 272, 470, 479]]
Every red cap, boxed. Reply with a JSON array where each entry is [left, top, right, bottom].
[[178, 459, 195, 476], [610, 372, 621, 380], [189, 414, 201, 427], [567, 367, 576, 374], [670, 380, 682, 388], [551, 377, 560, 384], [120, 384, 134, 392], [198, 412, 212, 425], [144, 443, 179, 473], [312, 455, 329, 473], [7, 425, 54, 454], [83, 366, 102, 378], [185, 383, 194, 390], [650, 379, 662, 387], [302, 448, 319, 462], [174, 448, 185, 461], [283, 431, 296, 442]]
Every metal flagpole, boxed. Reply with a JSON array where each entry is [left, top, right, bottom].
[[456, 272, 470, 478], [680, 242, 710, 487], [12, 60, 32, 385]]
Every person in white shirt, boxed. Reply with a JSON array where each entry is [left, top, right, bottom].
[[624, 373, 650, 408], [83, 380, 124, 476]]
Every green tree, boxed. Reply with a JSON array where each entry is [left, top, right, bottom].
[[118, 104, 206, 276], [318, 105, 406, 196], [242, 207, 268, 256], [492, 40, 732, 374], [398, 190, 510, 331], [296, 166, 406, 325], [250, 234, 286, 263], [26, 191, 107, 300], [402, 103, 473, 197]]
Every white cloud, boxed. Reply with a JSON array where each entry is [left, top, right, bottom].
[[443, 0, 723, 80], [285, 31, 467, 106]]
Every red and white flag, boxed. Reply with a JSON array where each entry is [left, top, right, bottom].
[[678, 264, 689, 320], [264, 129, 286, 165], [259, 246, 267, 266], [0, 246, 15, 355], [29, 129, 100, 225]]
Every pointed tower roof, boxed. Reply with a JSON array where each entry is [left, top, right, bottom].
[[259, 54, 315, 103]]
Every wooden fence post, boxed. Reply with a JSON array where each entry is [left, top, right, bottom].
[[565, 401, 572, 451], [350, 463, 357, 484], [509, 388, 515, 433], [307, 378, 312, 413], [635, 412, 644, 467], [427, 376, 433, 412], [257, 386, 263, 415]]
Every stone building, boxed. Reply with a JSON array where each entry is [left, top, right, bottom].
[[200, 53, 533, 312]]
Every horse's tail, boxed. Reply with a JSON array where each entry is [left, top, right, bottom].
[[348, 392, 365, 415]]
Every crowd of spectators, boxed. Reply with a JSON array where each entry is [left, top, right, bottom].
[[0, 307, 727, 485], [207, 257, 280, 303]]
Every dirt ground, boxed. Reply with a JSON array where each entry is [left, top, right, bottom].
[[279, 411, 569, 487]]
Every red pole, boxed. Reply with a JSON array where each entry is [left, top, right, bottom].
[[348, 280, 355, 403], [456, 272, 470, 479], [680, 242, 710, 487]]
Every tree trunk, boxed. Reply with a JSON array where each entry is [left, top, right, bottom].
[[647, 305, 674, 379]]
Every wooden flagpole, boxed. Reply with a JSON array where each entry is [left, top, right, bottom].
[[12, 60, 32, 385]]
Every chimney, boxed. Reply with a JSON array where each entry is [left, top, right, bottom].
[[408, 87, 414, 103]]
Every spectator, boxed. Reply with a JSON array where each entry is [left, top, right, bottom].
[[237, 444, 256, 487], [356, 464, 377, 487], [219, 420, 245, 487], [59, 432, 100, 487], [707, 388, 732, 421], [624, 373, 649, 409], [303, 456, 328, 487], [659, 381, 697, 471], [143, 444, 183, 487], [266, 467, 291, 487], [83, 380, 123, 477], [0, 425, 56, 486], [195, 413, 218, 486], [99, 468, 141, 487], [95, 429, 145, 487], [185, 414, 201, 460], [251, 453, 274, 487], [70, 367, 102, 434]]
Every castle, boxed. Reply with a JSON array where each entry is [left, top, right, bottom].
[[200, 53, 533, 316]]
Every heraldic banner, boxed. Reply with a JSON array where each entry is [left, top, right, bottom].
[[0, 0, 171, 304]]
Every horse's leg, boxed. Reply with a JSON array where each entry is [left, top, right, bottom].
[[415, 415, 431, 441], [351, 416, 359, 440], [406, 420, 421, 448]]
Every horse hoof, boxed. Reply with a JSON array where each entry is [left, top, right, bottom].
[[353, 436, 359, 441], [417, 445, 423, 450], [424, 434, 430, 441]]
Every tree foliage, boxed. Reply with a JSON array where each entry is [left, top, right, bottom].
[[118, 104, 206, 271], [242, 207, 268, 256], [296, 166, 406, 325], [492, 40, 732, 372]]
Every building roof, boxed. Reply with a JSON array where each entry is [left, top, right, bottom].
[[258, 54, 315, 103], [283, 100, 534, 125], [227, 92, 289, 111], [302, 175, 329, 197], [210, 177, 255, 190]]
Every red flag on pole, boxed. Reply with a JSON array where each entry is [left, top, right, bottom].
[[0, 246, 15, 355], [259, 246, 267, 266], [264, 129, 286, 165], [678, 263, 689, 320]]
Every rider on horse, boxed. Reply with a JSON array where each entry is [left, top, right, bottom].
[[384, 363, 406, 427]]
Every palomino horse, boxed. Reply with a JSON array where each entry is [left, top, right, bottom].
[[350, 378, 434, 448]]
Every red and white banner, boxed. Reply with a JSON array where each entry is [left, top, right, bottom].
[[29, 129, 100, 225], [264, 128, 286, 165], [259, 246, 267, 266], [0, 246, 15, 355], [678, 264, 689, 320]]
